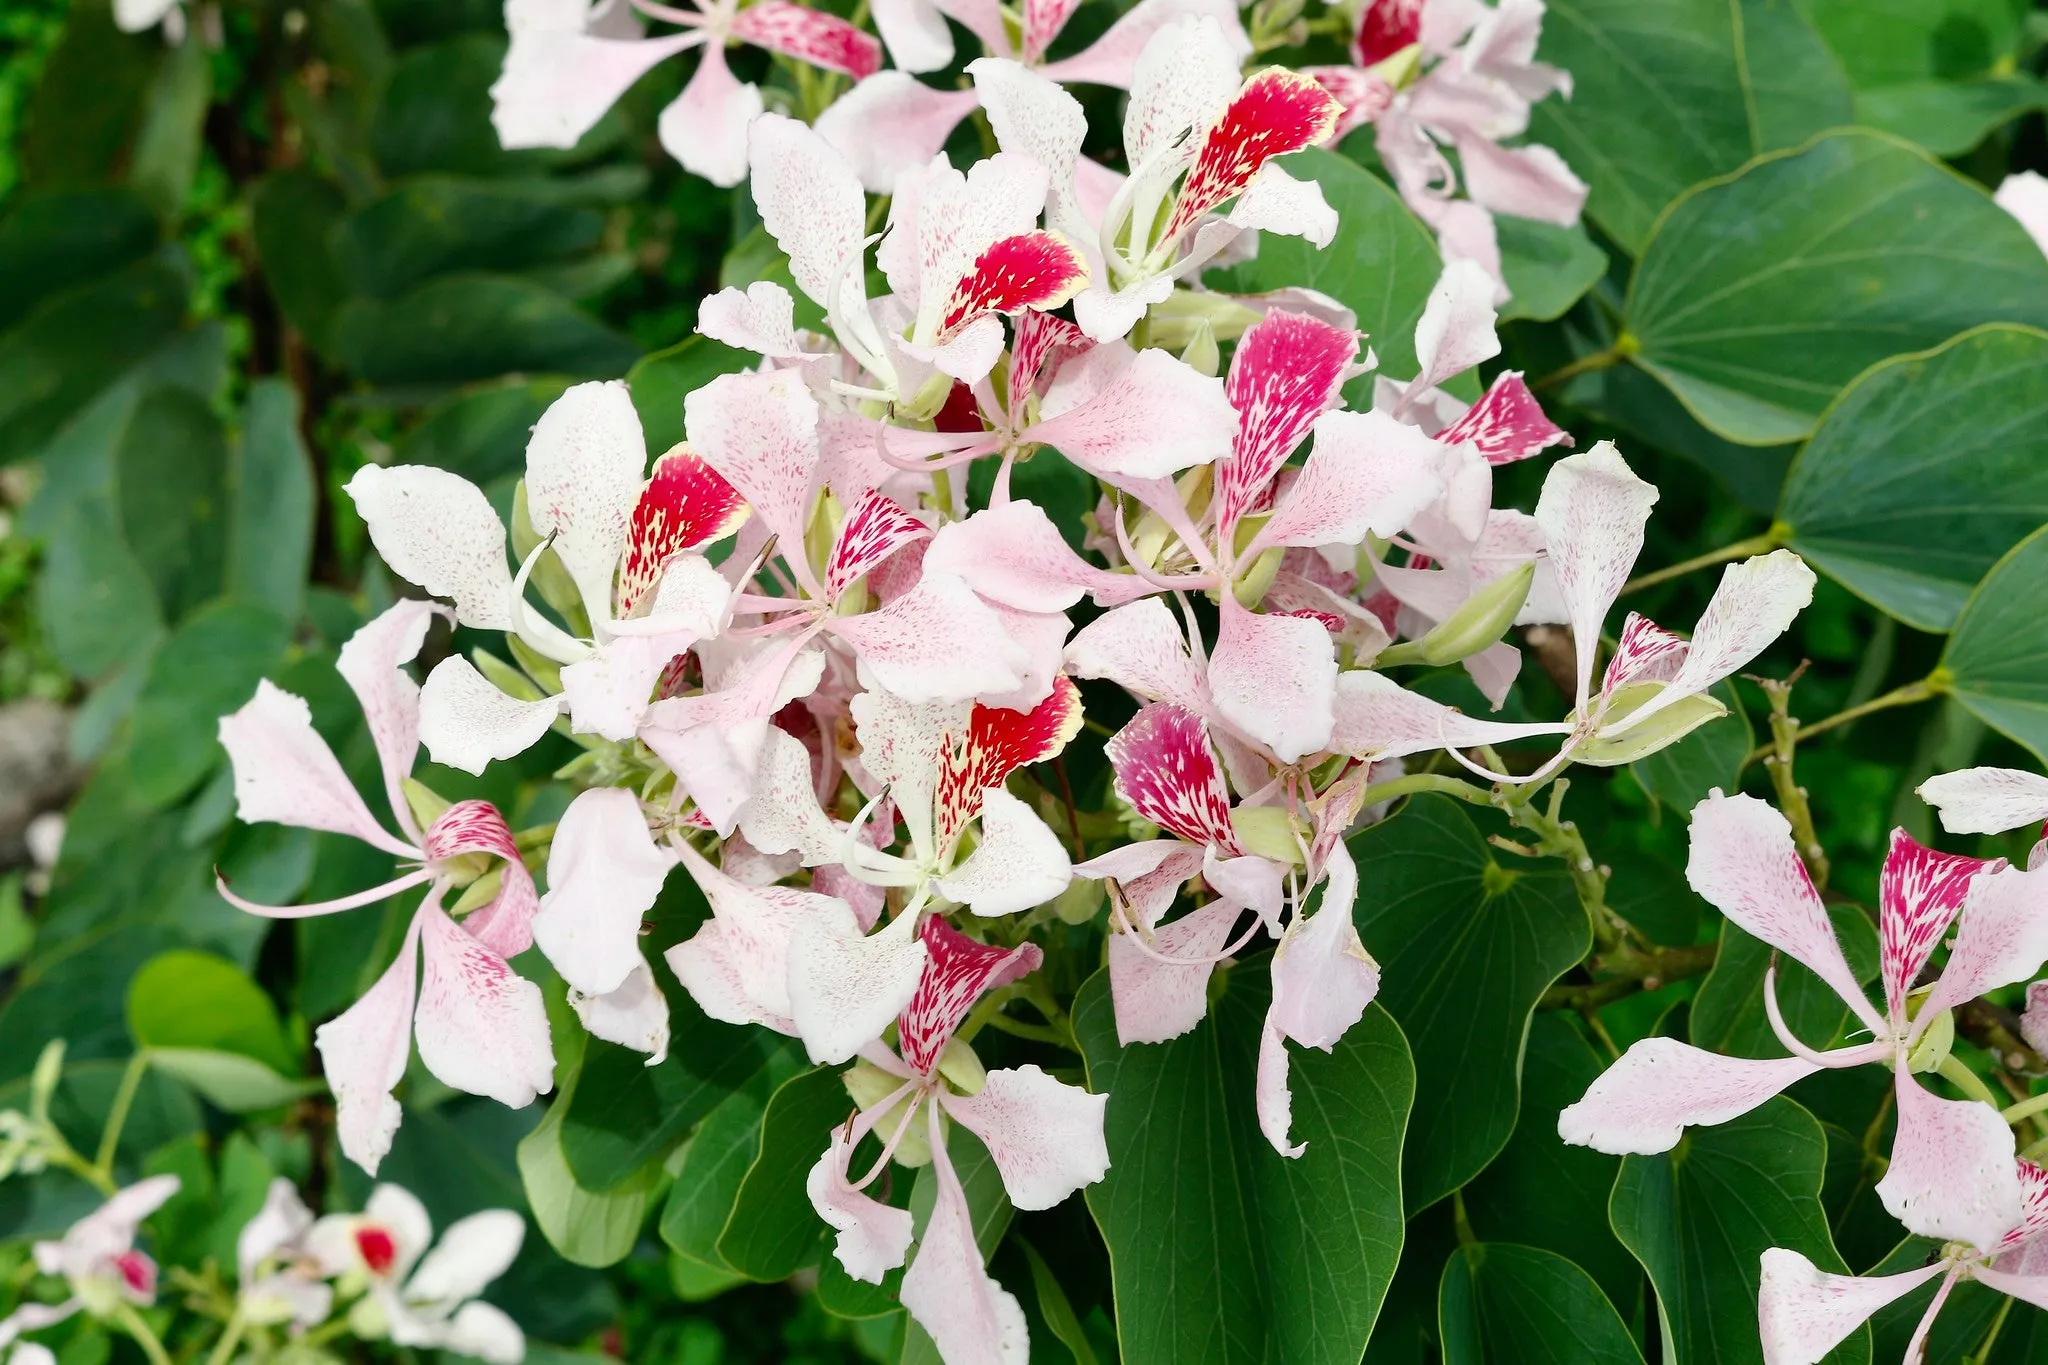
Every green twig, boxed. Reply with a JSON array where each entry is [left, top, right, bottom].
[[113, 1303, 173, 1365], [94, 1050, 150, 1176], [1622, 528, 1784, 595], [1753, 670, 1830, 889], [1743, 673, 1948, 770]]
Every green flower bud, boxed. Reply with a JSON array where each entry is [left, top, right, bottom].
[[1905, 1006, 1954, 1075], [1230, 805, 1305, 865], [1179, 317, 1220, 378], [1376, 560, 1534, 668]]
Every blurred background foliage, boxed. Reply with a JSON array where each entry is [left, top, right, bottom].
[[4, 0, 2048, 1361]]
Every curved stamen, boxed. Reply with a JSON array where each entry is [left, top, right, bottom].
[[1114, 900, 1267, 968], [217, 866, 436, 918], [508, 536, 594, 665], [1763, 964, 1893, 1069], [846, 1081, 925, 1191], [1111, 501, 1216, 593]]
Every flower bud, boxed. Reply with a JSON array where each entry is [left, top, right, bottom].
[[938, 1037, 987, 1096], [1378, 560, 1534, 667], [1179, 317, 1220, 378], [1230, 805, 1306, 865], [1905, 1006, 1954, 1075]]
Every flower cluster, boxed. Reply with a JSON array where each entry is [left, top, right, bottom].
[[204, 0, 1846, 1359], [0, 1176, 524, 1365]]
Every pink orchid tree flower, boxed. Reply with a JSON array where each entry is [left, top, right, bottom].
[[307, 1184, 526, 1364], [965, 20, 1344, 341], [1560, 791, 2048, 1252], [0, 1176, 180, 1350], [235, 1179, 334, 1330], [346, 381, 745, 774], [1306, 0, 1587, 297], [1330, 443, 1816, 778], [490, 0, 881, 185], [813, 0, 1249, 195], [700, 675, 1083, 1065], [216, 600, 555, 1175], [1757, 1159, 2048, 1365], [699, 114, 1089, 414], [807, 916, 1108, 1362]]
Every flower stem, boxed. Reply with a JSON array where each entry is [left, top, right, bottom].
[[1743, 674, 1949, 771], [1355, 772, 1494, 810], [113, 1303, 174, 1365], [1534, 338, 1631, 391], [94, 1050, 151, 1177], [2002, 1090, 2048, 1126], [205, 1309, 246, 1365], [1937, 1054, 2003, 1111], [1622, 528, 1784, 595], [1968, 1294, 2015, 1365], [1754, 671, 1830, 889]]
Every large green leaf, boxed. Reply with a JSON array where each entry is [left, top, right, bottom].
[[1610, 1098, 1868, 1365], [659, 1055, 795, 1269], [1439, 1243, 1646, 1365], [626, 334, 756, 456], [1497, 218, 1607, 324], [1631, 680, 1752, 816], [1778, 325, 2048, 632], [1528, 0, 1853, 254], [1460, 1015, 1639, 1312], [1854, 77, 2048, 158], [1349, 795, 1590, 1208], [126, 949, 296, 1072], [1941, 524, 2048, 764], [392, 378, 566, 485], [1074, 962, 1412, 1365], [1796, 0, 2021, 88], [226, 380, 317, 624], [332, 275, 639, 386], [1564, 364, 1793, 515], [560, 977, 777, 1190], [0, 250, 192, 466], [0, 189, 158, 334], [333, 178, 606, 300], [1205, 149, 1450, 406], [127, 36, 211, 221], [1624, 130, 2048, 446], [716, 1066, 850, 1281], [1691, 903, 1878, 1059], [116, 385, 230, 623], [17, 0, 157, 193], [126, 598, 292, 809], [251, 171, 349, 356]]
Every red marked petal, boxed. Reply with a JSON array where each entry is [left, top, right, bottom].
[[828, 490, 932, 601], [1439, 372, 1574, 465], [1164, 68, 1342, 242], [934, 380, 987, 434], [898, 917, 1042, 1075], [1105, 703, 1239, 854], [1007, 309, 1093, 418], [939, 231, 1089, 336], [620, 445, 751, 615], [731, 0, 884, 78], [1599, 612, 1687, 696], [1217, 310, 1357, 534], [355, 1226, 399, 1278], [1021, 0, 1083, 64], [1878, 829, 1988, 1020], [1354, 0, 1423, 66], [1998, 1160, 2048, 1255], [935, 675, 1084, 848], [1303, 65, 1394, 141], [424, 799, 540, 959]]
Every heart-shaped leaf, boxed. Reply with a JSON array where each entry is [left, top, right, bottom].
[[1940, 523, 2048, 763]]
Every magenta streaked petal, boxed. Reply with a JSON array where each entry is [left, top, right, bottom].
[[1439, 371, 1572, 464], [1106, 703, 1240, 853], [827, 490, 932, 602], [1006, 309, 1093, 416], [1877, 828, 1988, 1020], [938, 231, 1090, 336], [1020, 0, 1083, 62], [1301, 65, 1393, 141], [897, 916, 1043, 1075], [1354, 0, 1422, 64], [730, 0, 882, 77], [1924, 864, 2048, 1021], [1163, 68, 1342, 243], [618, 445, 750, 615], [1216, 310, 1357, 535], [1599, 612, 1688, 695], [1997, 1160, 2048, 1258], [933, 675, 1084, 849]]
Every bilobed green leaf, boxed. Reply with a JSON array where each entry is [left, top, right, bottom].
[[560, 975, 777, 1190], [333, 178, 606, 300], [1564, 364, 1793, 515], [1204, 149, 1455, 407], [1460, 1015, 1639, 1313], [227, 380, 316, 624], [626, 334, 756, 456], [1778, 325, 2048, 632], [1610, 1098, 1869, 1365], [332, 275, 640, 386], [716, 1066, 849, 1280], [1528, 0, 1853, 253], [1497, 218, 1607, 324], [519, 1082, 659, 1269], [117, 385, 230, 623], [145, 1048, 320, 1113], [0, 189, 158, 335], [127, 598, 292, 809], [1074, 961, 1412, 1365], [251, 171, 349, 356], [1691, 903, 1878, 1059], [1797, 0, 2020, 88], [1624, 130, 2048, 445], [1439, 1243, 1646, 1365], [0, 250, 192, 466], [127, 950, 296, 1071], [1941, 524, 2048, 764], [660, 1054, 795, 1268], [1854, 77, 2048, 157], [1349, 794, 1590, 1208], [127, 37, 211, 221]]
